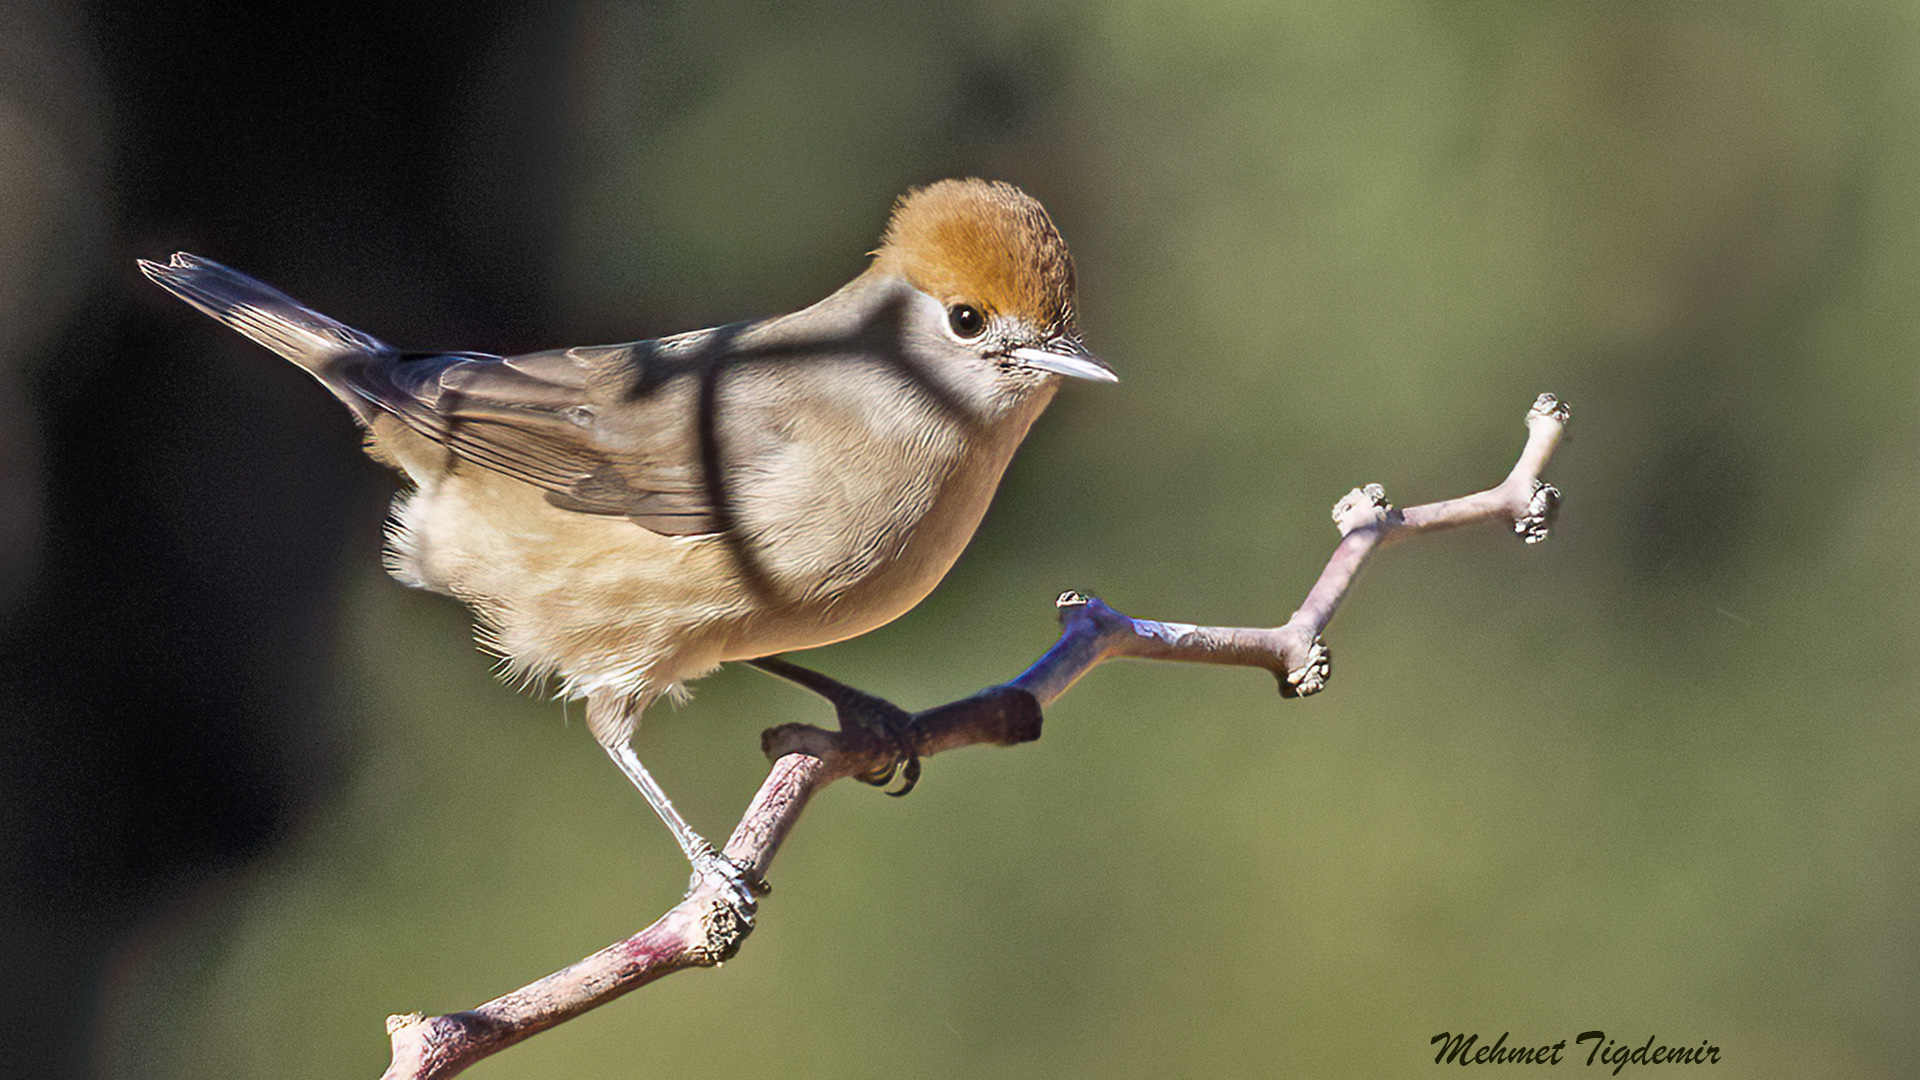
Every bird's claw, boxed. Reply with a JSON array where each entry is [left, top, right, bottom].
[[688, 848, 767, 917], [843, 697, 922, 796], [747, 656, 923, 796]]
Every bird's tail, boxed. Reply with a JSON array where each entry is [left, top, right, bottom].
[[137, 252, 390, 372]]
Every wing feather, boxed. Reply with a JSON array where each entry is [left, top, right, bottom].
[[340, 345, 723, 535]]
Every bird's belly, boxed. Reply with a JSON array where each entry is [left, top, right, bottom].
[[387, 472, 753, 698]]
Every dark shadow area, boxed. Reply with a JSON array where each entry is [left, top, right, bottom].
[[0, 3, 574, 1077]]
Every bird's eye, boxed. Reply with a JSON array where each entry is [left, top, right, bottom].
[[947, 303, 986, 339]]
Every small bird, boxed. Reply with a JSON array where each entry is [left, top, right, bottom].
[[140, 178, 1114, 908]]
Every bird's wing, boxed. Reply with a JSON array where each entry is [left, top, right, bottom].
[[340, 343, 723, 536]]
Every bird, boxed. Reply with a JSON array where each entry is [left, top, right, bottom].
[[138, 178, 1115, 911]]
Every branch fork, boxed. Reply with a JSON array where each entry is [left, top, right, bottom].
[[381, 392, 1570, 1080]]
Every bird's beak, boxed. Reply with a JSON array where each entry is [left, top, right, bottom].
[[1010, 341, 1119, 384]]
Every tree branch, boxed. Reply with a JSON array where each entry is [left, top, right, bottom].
[[379, 392, 1571, 1080]]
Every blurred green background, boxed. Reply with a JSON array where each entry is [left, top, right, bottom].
[[3, 1, 1916, 1077]]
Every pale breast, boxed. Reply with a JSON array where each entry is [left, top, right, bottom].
[[707, 354, 1051, 653]]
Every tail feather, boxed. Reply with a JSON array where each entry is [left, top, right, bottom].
[[137, 252, 390, 372]]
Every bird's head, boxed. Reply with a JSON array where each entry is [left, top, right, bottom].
[[869, 178, 1116, 394]]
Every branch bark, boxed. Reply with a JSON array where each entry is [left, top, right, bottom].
[[380, 392, 1571, 1080]]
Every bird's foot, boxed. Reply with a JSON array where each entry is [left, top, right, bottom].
[[838, 693, 921, 795], [748, 657, 923, 795], [687, 847, 767, 918]]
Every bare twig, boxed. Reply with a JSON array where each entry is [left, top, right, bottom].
[[380, 392, 1570, 1080], [1014, 392, 1570, 703]]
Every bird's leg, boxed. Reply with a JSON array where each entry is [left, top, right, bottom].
[[747, 657, 922, 795], [590, 695, 764, 915]]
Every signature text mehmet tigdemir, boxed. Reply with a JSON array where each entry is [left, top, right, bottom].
[[1431, 1031, 1721, 1074]]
